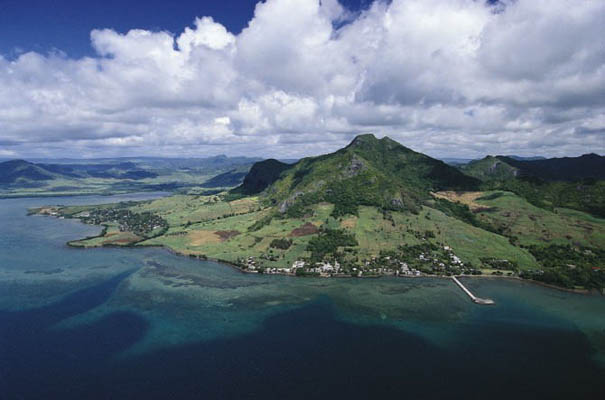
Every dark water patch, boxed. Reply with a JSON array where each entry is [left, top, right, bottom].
[[0, 270, 135, 330], [23, 268, 63, 275], [2, 298, 603, 400], [89, 265, 112, 270], [0, 271, 148, 399], [108, 304, 605, 400]]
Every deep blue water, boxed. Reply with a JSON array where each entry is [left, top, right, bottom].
[[0, 195, 604, 399]]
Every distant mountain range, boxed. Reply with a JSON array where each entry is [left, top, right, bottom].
[[3, 142, 603, 215], [0, 159, 158, 184], [0, 156, 264, 197]]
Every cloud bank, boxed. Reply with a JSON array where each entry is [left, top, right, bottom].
[[1, 0, 604, 159]]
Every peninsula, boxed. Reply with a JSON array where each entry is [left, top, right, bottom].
[[32, 134, 605, 292]]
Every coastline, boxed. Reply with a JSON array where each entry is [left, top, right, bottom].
[[29, 207, 602, 295], [61, 224, 602, 294]]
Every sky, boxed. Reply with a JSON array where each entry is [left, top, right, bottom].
[[0, 0, 603, 160]]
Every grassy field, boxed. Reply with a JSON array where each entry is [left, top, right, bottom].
[[464, 191, 605, 248], [42, 189, 605, 286], [139, 201, 330, 268], [70, 224, 142, 247], [54, 193, 539, 270], [348, 205, 538, 269], [129, 195, 261, 226]]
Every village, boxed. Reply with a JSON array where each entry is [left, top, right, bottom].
[[34, 206, 169, 238], [236, 243, 488, 278], [75, 208, 168, 237]]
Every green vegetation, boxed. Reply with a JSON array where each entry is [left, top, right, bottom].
[[80, 208, 167, 237], [461, 156, 519, 181], [460, 153, 605, 218], [270, 238, 292, 250], [521, 245, 605, 290], [243, 134, 479, 219], [430, 197, 481, 227], [1, 156, 258, 198], [33, 134, 604, 291], [483, 178, 605, 218], [233, 159, 293, 195], [306, 228, 358, 262]]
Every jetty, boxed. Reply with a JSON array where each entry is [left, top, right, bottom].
[[452, 276, 495, 305]]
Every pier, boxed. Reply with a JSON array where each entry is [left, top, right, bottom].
[[452, 276, 495, 305]]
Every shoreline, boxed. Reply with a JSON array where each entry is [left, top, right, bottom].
[[459, 274, 597, 295], [4, 190, 173, 201], [63, 228, 603, 295], [31, 208, 602, 296]]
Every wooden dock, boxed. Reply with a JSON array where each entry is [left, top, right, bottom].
[[452, 276, 494, 305]]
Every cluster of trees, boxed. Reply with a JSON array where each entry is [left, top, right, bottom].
[[483, 178, 605, 218], [430, 197, 502, 234], [270, 238, 292, 250], [306, 228, 358, 262], [283, 192, 321, 218], [522, 244, 605, 290], [480, 257, 519, 272], [247, 215, 273, 232], [431, 198, 479, 226], [324, 174, 421, 218]]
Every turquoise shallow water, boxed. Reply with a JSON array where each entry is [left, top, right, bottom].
[[0, 194, 604, 399]]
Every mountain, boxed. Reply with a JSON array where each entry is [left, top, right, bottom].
[[236, 134, 480, 216], [460, 156, 520, 181], [460, 153, 605, 217], [200, 167, 250, 188], [0, 160, 56, 184], [237, 159, 294, 195], [505, 155, 546, 161], [26, 155, 263, 170], [440, 157, 474, 166], [38, 161, 159, 180], [1, 156, 262, 194], [498, 153, 605, 181], [462, 153, 605, 182]]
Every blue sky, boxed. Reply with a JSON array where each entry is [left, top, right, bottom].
[[0, 0, 603, 159], [0, 0, 371, 58]]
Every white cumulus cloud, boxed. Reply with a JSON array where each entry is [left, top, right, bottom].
[[0, 0, 603, 159]]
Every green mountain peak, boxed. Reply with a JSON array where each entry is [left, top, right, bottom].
[[236, 134, 480, 217]]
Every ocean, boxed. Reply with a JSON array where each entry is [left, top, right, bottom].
[[1, 195, 603, 399]]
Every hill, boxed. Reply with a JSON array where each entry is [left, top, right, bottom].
[[200, 167, 249, 188], [462, 153, 605, 182], [236, 159, 293, 195], [460, 154, 605, 217], [460, 156, 519, 181], [499, 153, 605, 181], [0, 156, 259, 197], [238, 134, 480, 216], [0, 160, 56, 184]]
